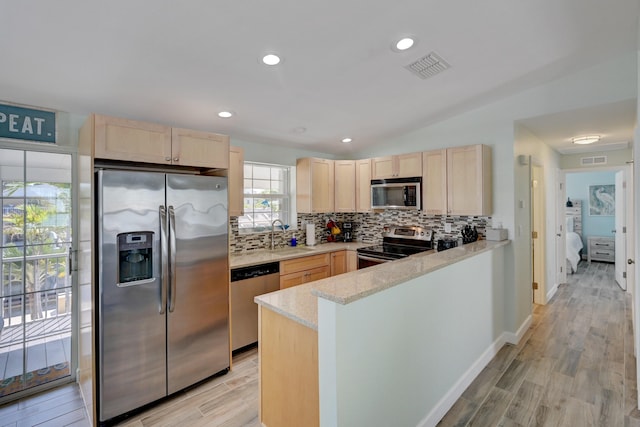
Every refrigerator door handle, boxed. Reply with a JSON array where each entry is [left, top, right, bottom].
[[159, 205, 168, 314], [168, 205, 177, 313]]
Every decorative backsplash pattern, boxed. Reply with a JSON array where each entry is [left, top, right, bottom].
[[230, 211, 490, 254]]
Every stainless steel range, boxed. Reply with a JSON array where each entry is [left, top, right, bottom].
[[357, 225, 434, 269]]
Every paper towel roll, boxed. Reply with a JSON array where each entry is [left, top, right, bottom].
[[306, 223, 316, 246]]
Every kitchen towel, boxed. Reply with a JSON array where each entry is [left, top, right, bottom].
[[306, 223, 316, 246]]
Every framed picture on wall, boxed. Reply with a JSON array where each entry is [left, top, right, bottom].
[[588, 184, 615, 216]]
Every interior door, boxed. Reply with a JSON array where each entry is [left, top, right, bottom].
[[556, 170, 567, 285], [615, 170, 626, 289]]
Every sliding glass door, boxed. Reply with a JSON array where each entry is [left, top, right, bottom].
[[0, 148, 74, 400]]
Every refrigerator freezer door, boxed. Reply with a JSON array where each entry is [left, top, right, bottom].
[[166, 174, 230, 393], [97, 170, 167, 422]]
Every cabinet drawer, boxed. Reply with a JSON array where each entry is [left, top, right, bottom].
[[280, 266, 330, 289], [590, 240, 614, 250], [590, 249, 614, 262], [280, 253, 330, 275]]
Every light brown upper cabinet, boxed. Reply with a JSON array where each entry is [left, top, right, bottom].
[[334, 160, 356, 212], [297, 158, 335, 213], [355, 159, 371, 213], [171, 128, 229, 169], [371, 152, 422, 179], [228, 146, 244, 217], [91, 114, 229, 169], [422, 150, 447, 215], [446, 144, 492, 216]]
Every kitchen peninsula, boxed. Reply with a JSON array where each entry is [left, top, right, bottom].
[[255, 240, 510, 427]]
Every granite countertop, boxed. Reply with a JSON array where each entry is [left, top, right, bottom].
[[230, 241, 371, 269], [254, 240, 510, 330]]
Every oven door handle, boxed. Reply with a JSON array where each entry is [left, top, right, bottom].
[[357, 254, 396, 263]]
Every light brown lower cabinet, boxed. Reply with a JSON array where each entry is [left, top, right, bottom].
[[346, 250, 358, 272], [259, 306, 318, 427], [280, 266, 330, 289], [279, 253, 330, 289], [330, 250, 347, 276]]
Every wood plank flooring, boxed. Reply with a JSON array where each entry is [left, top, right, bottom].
[[439, 261, 640, 427], [2, 261, 639, 426]]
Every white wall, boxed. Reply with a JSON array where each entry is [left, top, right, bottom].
[[318, 247, 506, 427], [353, 51, 636, 333], [230, 136, 336, 165]]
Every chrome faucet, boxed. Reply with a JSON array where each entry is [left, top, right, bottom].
[[271, 219, 285, 250]]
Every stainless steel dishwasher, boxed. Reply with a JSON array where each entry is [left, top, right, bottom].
[[230, 262, 280, 352]]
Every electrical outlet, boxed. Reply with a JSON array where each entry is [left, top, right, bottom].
[[444, 223, 452, 233]]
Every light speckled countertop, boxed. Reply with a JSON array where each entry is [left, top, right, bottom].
[[230, 242, 370, 269], [254, 240, 510, 330]]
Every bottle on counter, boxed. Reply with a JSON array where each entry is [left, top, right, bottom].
[[290, 234, 297, 247]]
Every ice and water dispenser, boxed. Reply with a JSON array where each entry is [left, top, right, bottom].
[[117, 232, 154, 285]]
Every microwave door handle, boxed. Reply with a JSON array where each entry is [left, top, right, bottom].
[[159, 205, 168, 314], [168, 205, 177, 313], [403, 187, 408, 206]]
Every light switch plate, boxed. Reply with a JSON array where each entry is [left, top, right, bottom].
[[444, 223, 452, 232]]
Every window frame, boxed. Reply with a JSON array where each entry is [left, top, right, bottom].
[[238, 161, 295, 233]]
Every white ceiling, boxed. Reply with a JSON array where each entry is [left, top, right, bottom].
[[0, 1, 638, 155]]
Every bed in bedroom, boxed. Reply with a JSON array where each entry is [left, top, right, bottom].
[[566, 200, 583, 274]]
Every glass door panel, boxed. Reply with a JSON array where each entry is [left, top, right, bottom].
[[0, 149, 73, 399]]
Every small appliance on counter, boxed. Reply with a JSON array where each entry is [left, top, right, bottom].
[[437, 238, 458, 252], [486, 228, 508, 241], [341, 222, 354, 242], [326, 219, 341, 242], [461, 225, 479, 244]]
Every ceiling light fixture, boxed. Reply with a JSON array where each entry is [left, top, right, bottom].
[[341, 138, 352, 143], [572, 135, 600, 145], [392, 36, 417, 52], [217, 111, 234, 118], [262, 54, 281, 66]]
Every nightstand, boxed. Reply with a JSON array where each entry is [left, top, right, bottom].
[[587, 236, 615, 263]]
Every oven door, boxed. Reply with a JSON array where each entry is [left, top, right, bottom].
[[357, 253, 397, 269]]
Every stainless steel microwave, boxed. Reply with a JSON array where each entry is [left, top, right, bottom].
[[371, 177, 421, 210]]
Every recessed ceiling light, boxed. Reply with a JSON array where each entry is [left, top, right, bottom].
[[392, 36, 417, 52], [218, 111, 234, 118], [293, 127, 307, 134], [341, 138, 352, 143], [262, 54, 281, 66], [572, 135, 600, 145]]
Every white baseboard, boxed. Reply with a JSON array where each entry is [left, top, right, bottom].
[[417, 333, 507, 427], [503, 315, 532, 345], [546, 283, 559, 303], [415, 314, 534, 427]]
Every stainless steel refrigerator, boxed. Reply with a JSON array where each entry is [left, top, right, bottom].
[[96, 169, 229, 423]]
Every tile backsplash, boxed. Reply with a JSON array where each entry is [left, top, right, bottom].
[[230, 211, 490, 254]]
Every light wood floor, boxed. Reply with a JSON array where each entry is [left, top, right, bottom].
[[1, 261, 639, 426], [438, 261, 640, 427]]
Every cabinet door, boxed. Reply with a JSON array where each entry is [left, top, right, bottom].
[[280, 253, 330, 275], [346, 251, 358, 272], [334, 161, 356, 212], [311, 159, 334, 213], [330, 251, 347, 276], [396, 152, 422, 178], [94, 114, 172, 163], [371, 156, 395, 179], [422, 150, 447, 215], [447, 145, 492, 216], [280, 271, 307, 289], [355, 159, 371, 213], [229, 146, 244, 216], [171, 128, 229, 168], [306, 266, 331, 283]]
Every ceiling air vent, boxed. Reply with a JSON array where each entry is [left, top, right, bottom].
[[580, 155, 607, 166], [405, 52, 450, 79]]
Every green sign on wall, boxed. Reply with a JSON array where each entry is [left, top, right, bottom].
[[0, 103, 56, 143]]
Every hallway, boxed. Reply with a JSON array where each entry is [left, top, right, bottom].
[[439, 261, 640, 426]]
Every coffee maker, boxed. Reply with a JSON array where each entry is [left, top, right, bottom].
[[342, 222, 353, 242]]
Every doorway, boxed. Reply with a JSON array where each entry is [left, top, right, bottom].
[[531, 165, 545, 304], [559, 166, 634, 293], [0, 147, 75, 401]]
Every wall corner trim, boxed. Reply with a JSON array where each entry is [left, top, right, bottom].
[[504, 315, 533, 345]]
